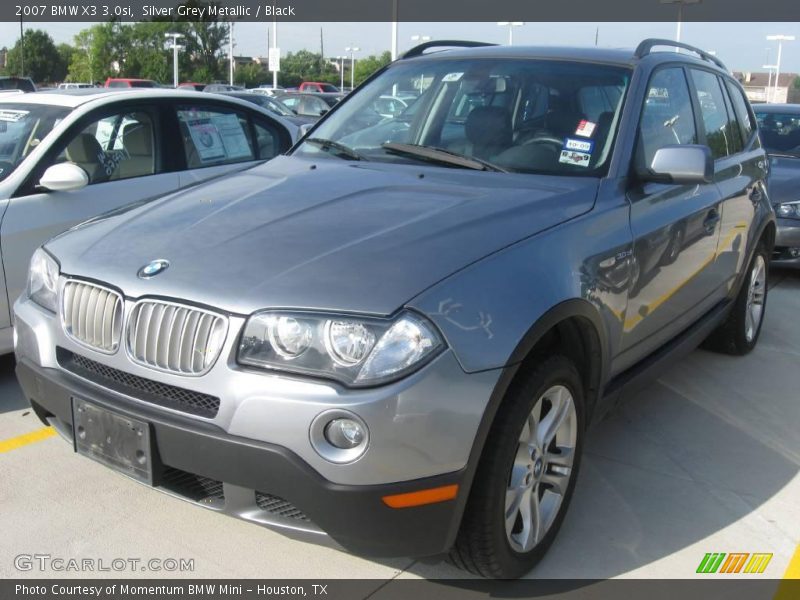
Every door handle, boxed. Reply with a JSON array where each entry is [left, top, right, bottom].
[[703, 209, 720, 234]]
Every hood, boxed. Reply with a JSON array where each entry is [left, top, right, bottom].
[[768, 156, 800, 205], [48, 156, 598, 316]]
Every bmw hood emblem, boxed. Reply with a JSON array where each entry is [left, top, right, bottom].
[[138, 259, 170, 279]]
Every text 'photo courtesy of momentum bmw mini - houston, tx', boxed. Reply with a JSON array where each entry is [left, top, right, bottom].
[[11, 36, 778, 580]]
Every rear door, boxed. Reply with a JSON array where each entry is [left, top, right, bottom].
[[708, 75, 765, 292], [1, 101, 179, 310], [619, 66, 724, 366]]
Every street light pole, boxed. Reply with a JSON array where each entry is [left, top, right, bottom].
[[767, 34, 795, 103], [272, 19, 278, 89], [165, 33, 184, 88], [345, 46, 360, 90], [337, 56, 345, 90], [19, 16, 24, 77], [659, 0, 701, 48], [496, 22, 523, 46]]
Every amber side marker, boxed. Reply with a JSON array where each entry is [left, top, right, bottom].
[[382, 484, 459, 508]]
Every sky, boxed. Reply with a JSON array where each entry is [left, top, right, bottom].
[[2, 21, 800, 75]]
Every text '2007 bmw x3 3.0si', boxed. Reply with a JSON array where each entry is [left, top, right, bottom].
[[14, 39, 774, 578]]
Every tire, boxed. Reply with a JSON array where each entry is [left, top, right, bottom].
[[660, 226, 685, 266], [449, 356, 585, 578], [703, 243, 769, 355]]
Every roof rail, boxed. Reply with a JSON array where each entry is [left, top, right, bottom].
[[634, 38, 728, 71], [399, 40, 497, 60]]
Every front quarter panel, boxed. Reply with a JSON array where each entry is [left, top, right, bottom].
[[408, 178, 632, 381]]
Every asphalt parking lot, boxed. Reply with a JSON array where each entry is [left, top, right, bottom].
[[1, 270, 799, 583]]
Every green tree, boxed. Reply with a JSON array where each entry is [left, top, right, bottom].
[[794, 76, 800, 90], [6, 29, 67, 83], [234, 63, 267, 88], [68, 23, 126, 84], [354, 51, 391, 86]]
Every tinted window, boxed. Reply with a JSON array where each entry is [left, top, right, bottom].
[[726, 81, 755, 143], [690, 69, 736, 159], [53, 110, 157, 184], [176, 105, 255, 168], [755, 110, 800, 156], [637, 68, 697, 169], [719, 81, 743, 154]]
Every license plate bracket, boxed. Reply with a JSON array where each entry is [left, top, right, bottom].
[[72, 397, 153, 484]]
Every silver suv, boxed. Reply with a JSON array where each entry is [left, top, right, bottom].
[[14, 40, 774, 578]]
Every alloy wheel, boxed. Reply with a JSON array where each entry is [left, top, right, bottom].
[[505, 384, 578, 553], [745, 254, 766, 343]]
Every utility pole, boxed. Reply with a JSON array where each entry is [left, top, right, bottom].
[[19, 16, 24, 77], [391, 0, 398, 60], [229, 22, 235, 86], [271, 19, 278, 89], [165, 33, 184, 88]]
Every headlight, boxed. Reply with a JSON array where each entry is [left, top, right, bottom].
[[238, 310, 444, 386], [27, 248, 60, 312], [775, 202, 800, 219]]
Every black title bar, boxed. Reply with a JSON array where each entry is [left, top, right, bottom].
[[4, 0, 800, 23]]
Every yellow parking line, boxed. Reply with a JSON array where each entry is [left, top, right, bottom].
[[782, 545, 800, 579], [0, 426, 56, 454], [774, 545, 800, 600]]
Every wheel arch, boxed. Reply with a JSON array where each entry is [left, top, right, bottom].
[[443, 298, 609, 550]]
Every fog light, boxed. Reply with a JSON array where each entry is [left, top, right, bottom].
[[789, 248, 800, 258], [310, 409, 369, 463], [324, 418, 365, 449]]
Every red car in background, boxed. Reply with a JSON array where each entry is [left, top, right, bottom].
[[104, 78, 158, 88], [298, 81, 340, 93]]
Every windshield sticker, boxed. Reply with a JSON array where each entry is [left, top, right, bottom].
[[559, 149, 591, 168], [575, 119, 597, 138], [563, 137, 594, 153], [442, 72, 464, 82], [0, 109, 29, 122]]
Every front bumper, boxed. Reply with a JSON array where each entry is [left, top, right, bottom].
[[773, 217, 800, 264], [16, 358, 465, 557], [13, 293, 502, 557]]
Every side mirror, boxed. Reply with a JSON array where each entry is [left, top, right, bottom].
[[299, 123, 313, 138], [38, 162, 89, 192], [645, 144, 713, 185]]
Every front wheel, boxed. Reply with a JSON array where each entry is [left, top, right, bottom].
[[449, 356, 585, 578], [703, 243, 769, 355]]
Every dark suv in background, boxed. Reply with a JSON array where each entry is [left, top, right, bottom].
[[15, 39, 774, 578]]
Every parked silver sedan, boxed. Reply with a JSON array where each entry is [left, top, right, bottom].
[[0, 89, 297, 353]]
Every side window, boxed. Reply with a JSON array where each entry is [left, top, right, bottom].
[[281, 96, 300, 112], [725, 80, 755, 144], [176, 105, 255, 169], [719, 81, 743, 154], [303, 97, 329, 117], [54, 109, 156, 185], [690, 69, 735, 159], [637, 68, 697, 169], [253, 119, 280, 160]]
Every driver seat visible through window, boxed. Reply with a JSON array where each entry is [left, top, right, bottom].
[[448, 106, 512, 160]]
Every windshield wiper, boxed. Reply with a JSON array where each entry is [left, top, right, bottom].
[[382, 142, 508, 173], [304, 137, 365, 161], [768, 151, 800, 159]]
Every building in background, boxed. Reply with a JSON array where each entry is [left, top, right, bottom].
[[734, 71, 800, 104]]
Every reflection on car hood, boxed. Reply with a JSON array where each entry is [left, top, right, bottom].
[[48, 156, 599, 316], [768, 156, 800, 205]]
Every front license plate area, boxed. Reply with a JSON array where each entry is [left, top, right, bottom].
[[72, 398, 153, 484]]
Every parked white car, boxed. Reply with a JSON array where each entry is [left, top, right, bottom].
[[0, 88, 297, 353]]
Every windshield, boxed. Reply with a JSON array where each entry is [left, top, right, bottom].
[[755, 111, 800, 157], [295, 58, 630, 175], [0, 103, 71, 183]]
